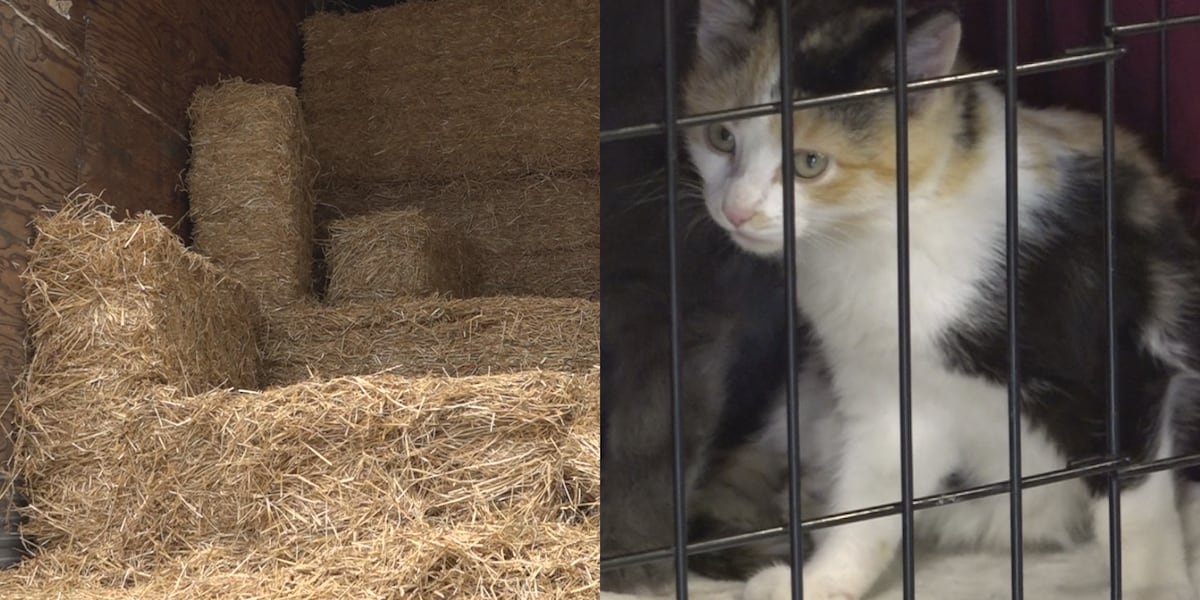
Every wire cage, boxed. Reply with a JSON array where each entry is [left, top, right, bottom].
[[599, 1, 1200, 598]]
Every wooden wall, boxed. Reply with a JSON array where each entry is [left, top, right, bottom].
[[0, 0, 310, 466]]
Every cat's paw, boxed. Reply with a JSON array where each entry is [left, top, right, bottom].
[[743, 565, 857, 600]]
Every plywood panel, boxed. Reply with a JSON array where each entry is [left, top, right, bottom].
[[197, 2, 306, 84], [78, 70, 190, 233], [84, 0, 306, 138], [1, 0, 84, 58], [0, 2, 83, 457]]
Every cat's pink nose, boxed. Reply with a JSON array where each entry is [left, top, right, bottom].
[[723, 204, 755, 227]]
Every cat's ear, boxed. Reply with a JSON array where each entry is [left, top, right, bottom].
[[882, 7, 962, 112], [904, 8, 962, 81], [696, 0, 757, 62]]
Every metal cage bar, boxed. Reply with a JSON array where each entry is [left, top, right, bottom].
[[1109, 13, 1200, 37], [1003, 0, 1024, 597], [1159, 0, 1170, 162], [597, 3, 1200, 596], [891, 2, 916, 598], [774, 1, 805, 598], [599, 49, 1123, 143], [599, 452, 1200, 572], [659, 0, 689, 597], [1101, 1, 1122, 598]]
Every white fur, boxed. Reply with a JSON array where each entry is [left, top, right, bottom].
[[686, 72, 1196, 600], [609, 539, 1200, 600], [1084, 374, 1199, 599], [600, 572, 748, 600]]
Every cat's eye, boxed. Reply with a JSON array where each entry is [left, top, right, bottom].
[[794, 151, 830, 179], [706, 123, 736, 153]]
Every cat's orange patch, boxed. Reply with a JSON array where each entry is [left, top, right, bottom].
[[786, 90, 963, 209]]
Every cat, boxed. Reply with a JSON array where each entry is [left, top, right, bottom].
[[681, 1, 1200, 599], [600, 1, 842, 591]]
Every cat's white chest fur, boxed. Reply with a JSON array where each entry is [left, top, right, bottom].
[[790, 186, 1091, 546]]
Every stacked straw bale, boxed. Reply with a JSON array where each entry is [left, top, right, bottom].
[[21, 195, 259, 396], [259, 296, 600, 387], [0, 520, 598, 599], [322, 176, 599, 300], [186, 78, 317, 308], [4, 373, 599, 598], [3, 200, 599, 598], [301, 0, 600, 184], [324, 208, 486, 300], [301, 0, 599, 301], [5, 0, 605, 593]]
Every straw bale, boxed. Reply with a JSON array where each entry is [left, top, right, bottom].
[[0, 517, 597, 599], [300, 0, 599, 183], [320, 175, 599, 300], [21, 195, 259, 396], [186, 77, 317, 308], [259, 296, 599, 387], [325, 207, 486, 301], [5, 371, 598, 598]]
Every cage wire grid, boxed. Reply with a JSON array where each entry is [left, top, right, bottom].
[[599, 1, 1200, 600]]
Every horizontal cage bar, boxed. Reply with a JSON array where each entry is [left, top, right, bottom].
[[1109, 13, 1200, 37], [599, 47, 1124, 143], [600, 452, 1200, 572]]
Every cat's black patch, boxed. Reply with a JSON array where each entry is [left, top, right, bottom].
[[785, 4, 958, 95], [791, 18, 895, 97], [940, 470, 970, 492], [1146, 217, 1200, 375], [938, 154, 1188, 495], [768, 4, 969, 134], [715, 263, 813, 450]]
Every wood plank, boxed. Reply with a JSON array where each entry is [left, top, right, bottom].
[[0, 2, 83, 459], [197, 1, 306, 85], [82, 0, 192, 136], [84, 0, 307, 140], [78, 69, 190, 235], [0, 0, 84, 59]]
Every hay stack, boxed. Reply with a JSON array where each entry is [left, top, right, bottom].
[[0, 519, 597, 599], [21, 195, 259, 396], [4, 372, 599, 598], [259, 296, 599, 387], [321, 175, 599, 300], [325, 208, 485, 301], [186, 78, 317, 308], [301, 0, 599, 183]]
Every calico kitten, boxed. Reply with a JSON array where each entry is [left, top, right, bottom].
[[682, 1, 1200, 599]]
